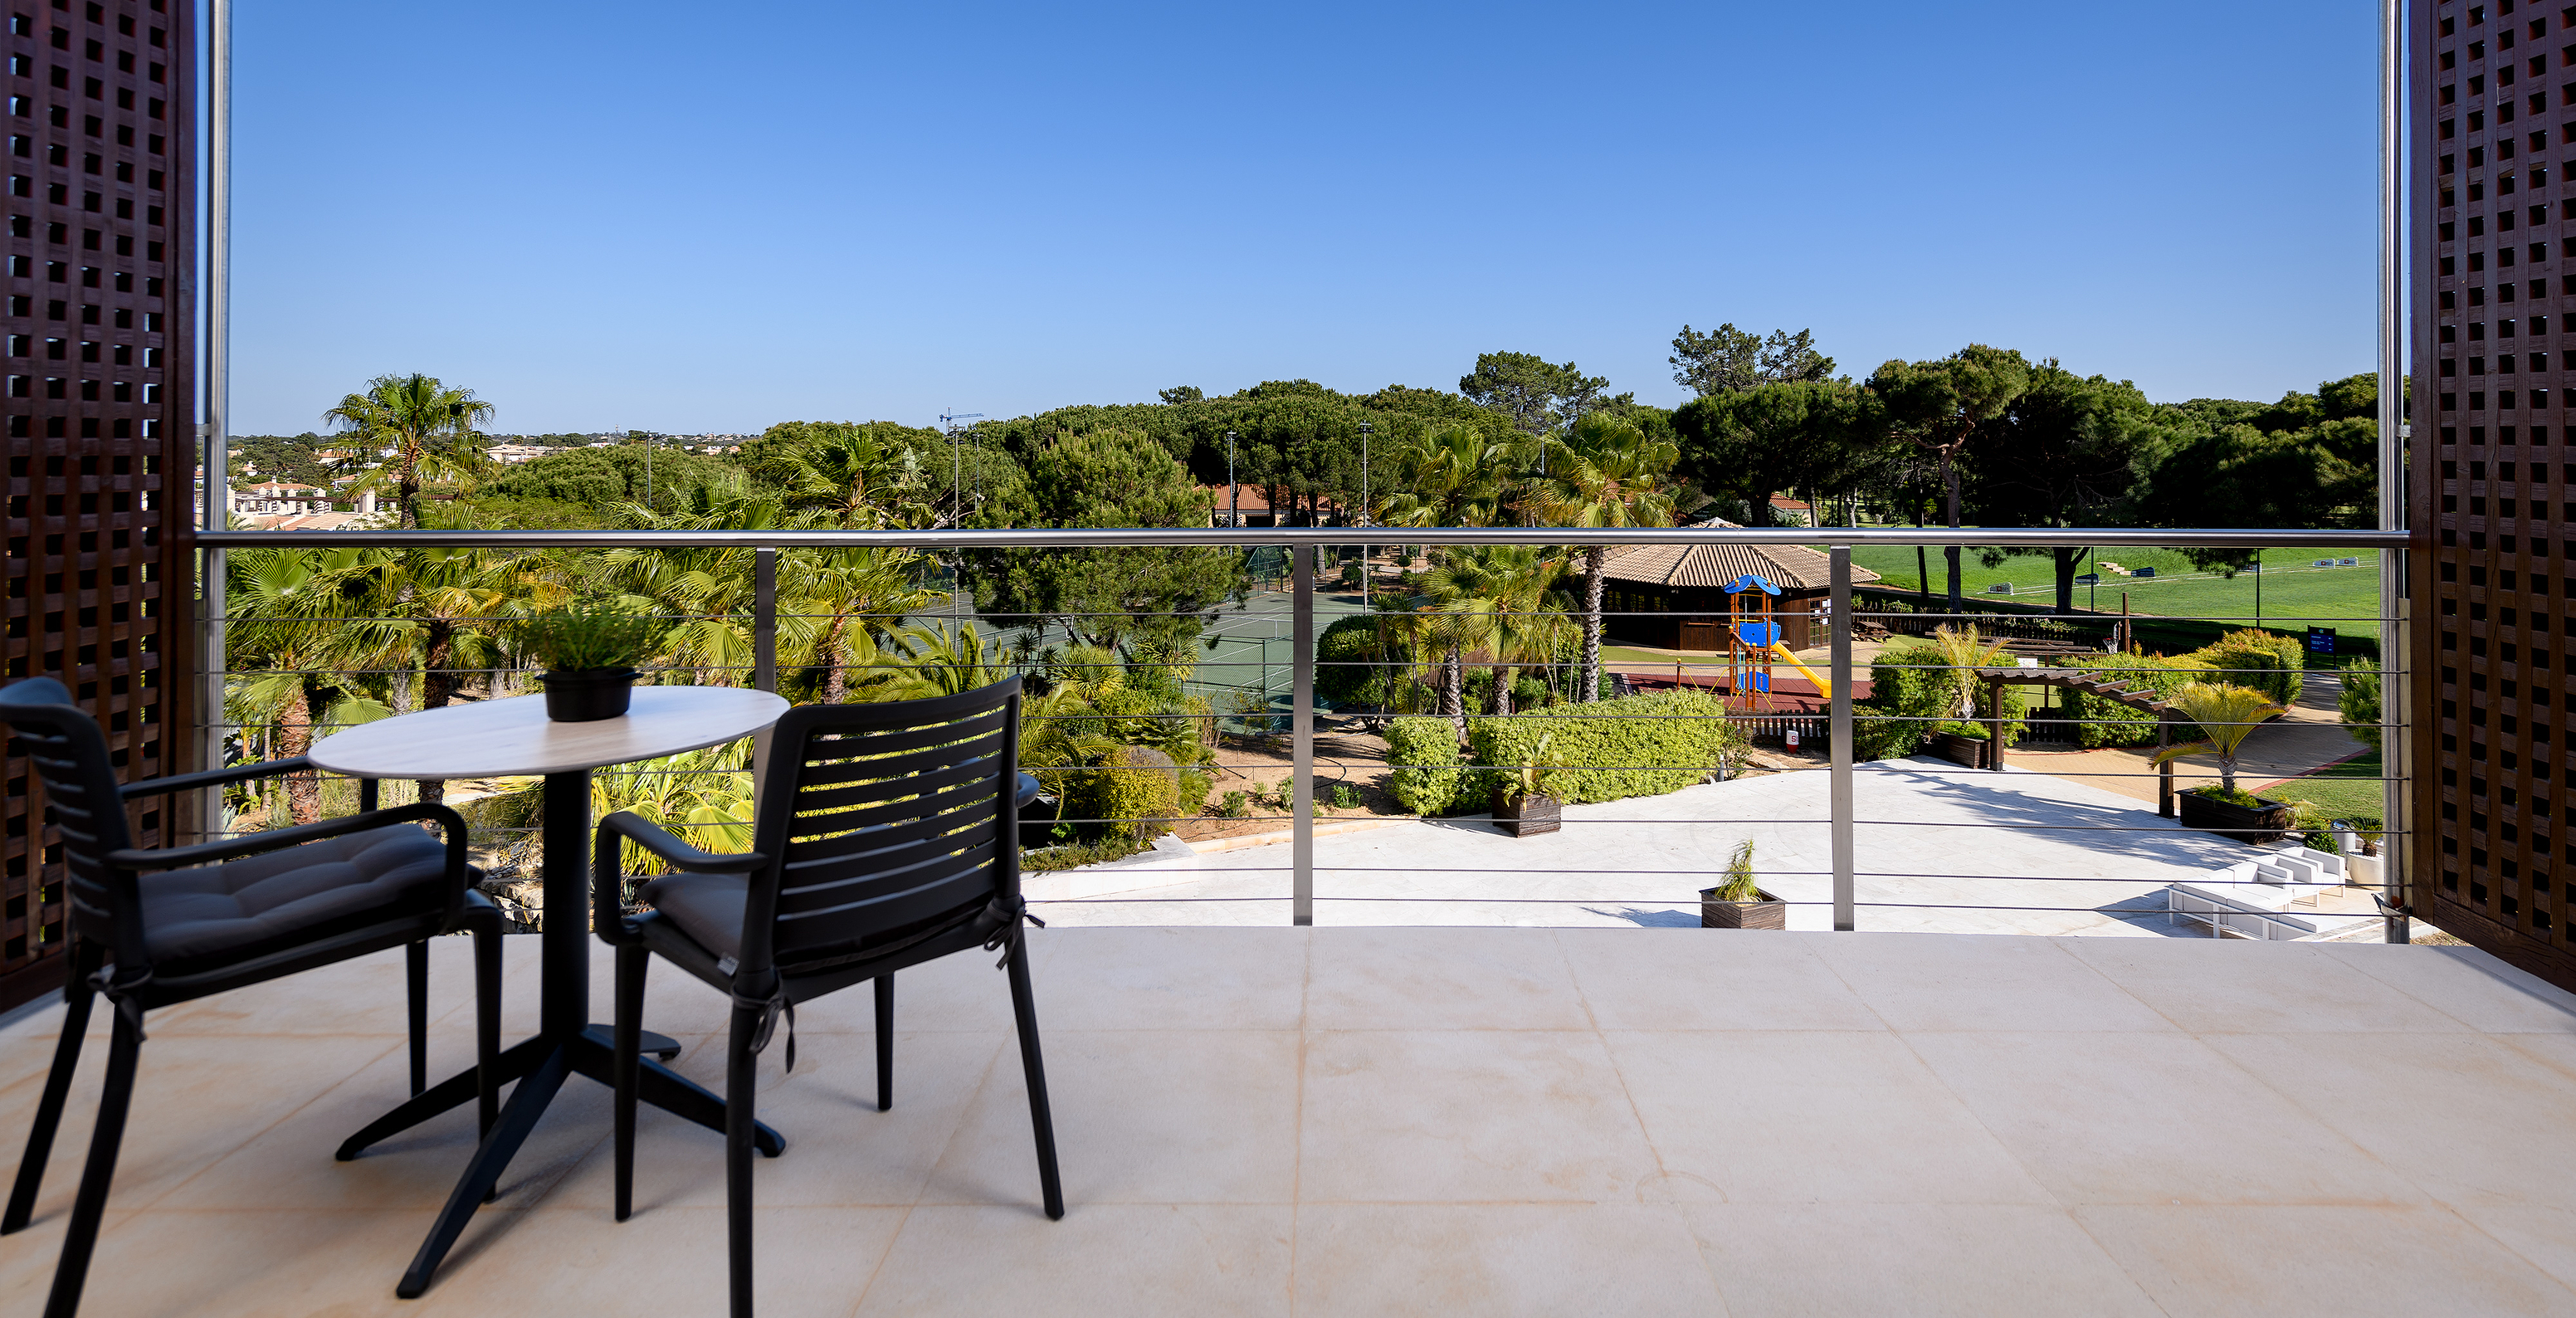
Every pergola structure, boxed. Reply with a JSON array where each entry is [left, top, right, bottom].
[[1974, 666, 2184, 817]]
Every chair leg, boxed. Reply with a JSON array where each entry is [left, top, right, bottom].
[[42, 1002, 143, 1318], [1004, 941, 1065, 1221], [874, 974, 894, 1112], [473, 920, 503, 1138], [725, 998, 762, 1318], [612, 944, 648, 1223], [407, 941, 430, 1097], [2, 950, 100, 1236]]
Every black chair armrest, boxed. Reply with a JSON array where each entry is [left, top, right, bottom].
[[593, 811, 766, 945], [108, 802, 471, 896], [119, 756, 317, 800]]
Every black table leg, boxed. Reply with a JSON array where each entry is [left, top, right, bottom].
[[386, 768, 781, 1300]]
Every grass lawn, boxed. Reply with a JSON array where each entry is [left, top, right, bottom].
[[2258, 749, 2386, 827], [1842, 544, 2384, 646]]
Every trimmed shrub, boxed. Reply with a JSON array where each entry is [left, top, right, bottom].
[[1316, 613, 1408, 704], [2060, 652, 2212, 748], [2186, 628, 2301, 705], [1865, 640, 2028, 750], [1852, 707, 1924, 762], [2338, 657, 2382, 753], [1385, 716, 1476, 816], [1466, 691, 1747, 804], [1074, 744, 1180, 840]]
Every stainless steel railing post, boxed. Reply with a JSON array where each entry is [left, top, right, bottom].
[[753, 546, 778, 695], [1292, 545, 1315, 926], [1830, 546, 1855, 931], [2377, 0, 2411, 945]]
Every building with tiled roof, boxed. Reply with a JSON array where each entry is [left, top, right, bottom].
[[1595, 516, 1879, 652]]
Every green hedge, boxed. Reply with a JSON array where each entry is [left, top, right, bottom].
[[2186, 628, 2302, 705], [1852, 641, 2027, 759], [1316, 613, 1409, 704], [2058, 652, 2211, 748], [1466, 691, 1746, 805], [1073, 744, 1179, 840], [1385, 716, 1476, 816]]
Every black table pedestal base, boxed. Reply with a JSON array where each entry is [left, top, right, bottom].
[[335, 1024, 785, 1300]]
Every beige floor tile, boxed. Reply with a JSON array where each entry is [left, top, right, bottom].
[[928, 1028, 1298, 1206], [1811, 933, 2175, 1032], [423, 1203, 905, 1318], [1295, 1203, 1724, 1316], [2073, 1203, 2576, 1316], [149, 941, 477, 1038], [2207, 1032, 2576, 1210], [1299, 1029, 1656, 1203], [1557, 930, 1886, 1032], [2312, 944, 2576, 1034], [1682, 1203, 2161, 1317], [0, 1032, 402, 1222], [550, 1029, 1007, 1211], [1037, 925, 1309, 1032], [2063, 939, 2475, 1034], [1906, 1031, 2423, 1207], [2450, 1205, 2576, 1291], [2501, 1029, 2576, 1083], [0, 1033, 65, 1097], [1608, 1030, 2052, 1205], [0, 1206, 462, 1318], [1303, 927, 1588, 1031], [855, 1203, 1291, 1316]]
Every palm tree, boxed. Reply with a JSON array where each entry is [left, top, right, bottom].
[[1925, 622, 2011, 721], [1427, 545, 1564, 717], [2151, 682, 2288, 795], [322, 373, 495, 530], [227, 544, 365, 826], [1376, 423, 1497, 534], [748, 423, 934, 529], [1532, 413, 1679, 702]]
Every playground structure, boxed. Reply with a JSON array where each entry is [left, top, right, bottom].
[[1722, 574, 1833, 710]]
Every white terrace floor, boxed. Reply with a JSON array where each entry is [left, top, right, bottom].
[[6, 929, 2576, 1316], [1035, 758, 2374, 937]]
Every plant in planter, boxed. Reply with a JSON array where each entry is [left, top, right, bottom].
[[1928, 719, 1990, 769], [515, 599, 661, 722], [2153, 681, 2294, 844], [1700, 837, 1785, 929], [1491, 732, 1569, 838]]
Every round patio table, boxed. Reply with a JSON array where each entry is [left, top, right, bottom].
[[307, 685, 787, 1297]]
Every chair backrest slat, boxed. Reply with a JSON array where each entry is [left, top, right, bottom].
[[740, 679, 1023, 974], [1, 678, 146, 970]]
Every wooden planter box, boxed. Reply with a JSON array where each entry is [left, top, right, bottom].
[[1930, 731, 1988, 769], [1700, 886, 1788, 930], [1491, 788, 1563, 837], [2177, 790, 2295, 846]]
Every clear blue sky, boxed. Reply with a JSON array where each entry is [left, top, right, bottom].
[[231, 1, 2383, 437]]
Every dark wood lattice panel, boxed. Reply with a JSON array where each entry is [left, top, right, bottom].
[[2412, 0, 2576, 990], [0, 0, 194, 1012]]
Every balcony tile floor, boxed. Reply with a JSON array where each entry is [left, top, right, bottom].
[[2, 928, 2574, 1316]]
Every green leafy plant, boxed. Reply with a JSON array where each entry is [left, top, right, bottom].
[[1466, 691, 1748, 805], [2153, 681, 2289, 794], [1328, 782, 1363, 810], [1386, 715, 1476, 816], [515, 598, 660, 673], [1495, 730, 1570, 805], [2337, 657, 2383, 753], [1930, 720, 1989, 740], [1218, 789, 1251, 818], [1708, 838, 1762, 903]]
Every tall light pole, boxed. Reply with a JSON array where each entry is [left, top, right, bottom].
[[1226, 431, 1239, 530]]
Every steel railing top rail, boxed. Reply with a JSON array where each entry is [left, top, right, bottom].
[[195, 525, 2413, 551]]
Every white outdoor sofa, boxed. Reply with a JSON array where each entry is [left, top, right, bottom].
[[2167, 846, 2348, 940]]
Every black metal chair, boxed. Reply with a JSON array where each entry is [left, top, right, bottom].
[[595, 677, 1061, 1318], [0, 676, 503, 1318]]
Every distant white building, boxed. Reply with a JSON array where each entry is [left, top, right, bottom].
[[231, 481, 330, 516], [486, 443, 553, 465]]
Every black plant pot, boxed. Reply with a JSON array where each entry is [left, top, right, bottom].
[[2177, 789, 2295, 847], [1491, 788, 1563, 837], [539, 667, 640, 722]]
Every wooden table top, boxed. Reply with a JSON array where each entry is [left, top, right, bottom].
[[306, 686, 788, 779]]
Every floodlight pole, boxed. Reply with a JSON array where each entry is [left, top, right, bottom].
[[1227, 431, 1239, 530], [1359, 422, 1373, 607]]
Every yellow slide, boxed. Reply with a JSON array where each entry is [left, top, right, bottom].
[[1766, 643, 1832, 700]]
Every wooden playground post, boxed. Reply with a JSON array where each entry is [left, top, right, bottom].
[[1986, 675, 2007, 771], [2157, 709, 2176, 817]]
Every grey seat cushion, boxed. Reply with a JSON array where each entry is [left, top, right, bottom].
[[141, 823, 455, 977], [638, 871, 746, 962]]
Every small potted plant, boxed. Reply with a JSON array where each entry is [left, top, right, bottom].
[[1491, 732, 1568, 837], [516, 598, 660, 722], [1700, 838, 1785, 930], [2153, 681, 2294, 845], [1928, 720, 1990, 769]]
